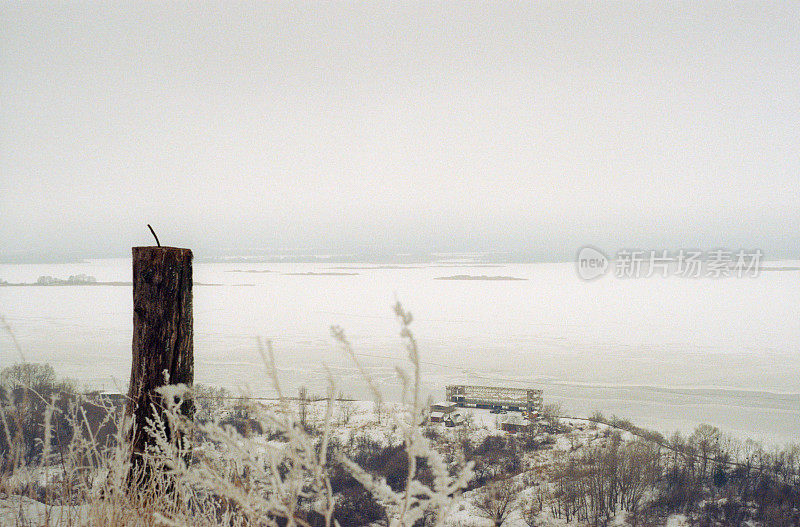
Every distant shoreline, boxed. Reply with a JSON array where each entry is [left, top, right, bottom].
[[0, 282, 236, 287]]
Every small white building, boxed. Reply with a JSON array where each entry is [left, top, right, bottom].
[[500, 414, 531, 433], [430, 401, 457, 414], [430, 411, 446, 423], [444, 413, 464, 427]]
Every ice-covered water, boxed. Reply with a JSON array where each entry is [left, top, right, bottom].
[[1, 258, 799, 444]]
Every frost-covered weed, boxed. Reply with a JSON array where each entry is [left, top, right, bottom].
[[0, 303, 473, 526]]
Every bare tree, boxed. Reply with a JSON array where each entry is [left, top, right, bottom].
[[298, 385, 308, 428], [521, 489, 548, 526], [541, 402, 562, 429], [473, 478, 519, 526], [336, 397, 356, 425]]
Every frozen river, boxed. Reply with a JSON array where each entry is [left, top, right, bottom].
[[1, 258, 799, 444]]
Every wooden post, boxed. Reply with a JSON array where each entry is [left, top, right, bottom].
[[127, 246, 194, 478]]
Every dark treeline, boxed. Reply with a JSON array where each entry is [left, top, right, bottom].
[[531, 416, 800, 526], [0, 363, 121, 473]]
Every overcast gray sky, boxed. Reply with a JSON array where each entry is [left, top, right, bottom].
[[2, 2, 799, 261]]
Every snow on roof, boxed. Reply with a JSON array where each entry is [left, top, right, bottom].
[[501, 414, 530, 426]]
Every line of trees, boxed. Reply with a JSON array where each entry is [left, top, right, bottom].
[[528, 424, 800, 526]]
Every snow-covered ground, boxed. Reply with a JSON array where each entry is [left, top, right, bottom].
[[0, 494, 88, 526], [0, 397, 783, 527]]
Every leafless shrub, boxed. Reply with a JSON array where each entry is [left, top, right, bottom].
[[471, 478, 518, 527]]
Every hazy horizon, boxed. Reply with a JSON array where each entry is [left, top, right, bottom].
[[2, 3, 799, 261]]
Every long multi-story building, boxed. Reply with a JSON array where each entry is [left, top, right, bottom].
[[446, 384, 543, 412]]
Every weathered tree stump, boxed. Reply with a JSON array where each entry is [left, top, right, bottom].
[[127, 246, 194, 481]]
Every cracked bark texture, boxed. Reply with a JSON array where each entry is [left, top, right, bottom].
[[127, 246, 194, 474]]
